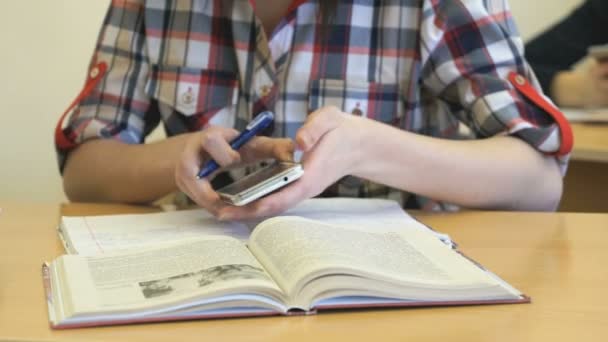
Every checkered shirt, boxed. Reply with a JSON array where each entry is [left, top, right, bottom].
[[56, 0, 570, 210]]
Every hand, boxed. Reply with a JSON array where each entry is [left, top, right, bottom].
[[175, 126, 294, 216], [553, 58, 608, 108], [218, 106, 367, 220], [589, 59, 608, 106]]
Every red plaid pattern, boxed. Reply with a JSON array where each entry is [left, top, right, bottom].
[[56, 0, 571, 210]]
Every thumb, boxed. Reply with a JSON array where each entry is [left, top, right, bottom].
[[296, 106, 343, 151]]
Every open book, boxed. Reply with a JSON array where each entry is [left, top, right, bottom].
[[44, 199, 528, 328], [57, 198, 454, 255]]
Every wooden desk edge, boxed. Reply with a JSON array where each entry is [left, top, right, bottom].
[[571, 149, 608, 163]]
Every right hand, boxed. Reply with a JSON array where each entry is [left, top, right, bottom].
[[581, 58, 608, 107], [553, 58, 608, 108], [174, 126, 294, 217]]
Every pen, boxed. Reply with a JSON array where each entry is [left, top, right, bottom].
[[196, 111, 275, 179]]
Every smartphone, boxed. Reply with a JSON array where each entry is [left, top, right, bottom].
[[217, 161, 304, 206], [588, 45, 608, 60]]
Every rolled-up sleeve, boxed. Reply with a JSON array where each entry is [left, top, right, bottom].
[[55, 0, 154, 172], [420, 0, 571, 172]]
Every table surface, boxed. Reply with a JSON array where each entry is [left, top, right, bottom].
[[571, 123, 608, 162], [1, 202, 608, 342]]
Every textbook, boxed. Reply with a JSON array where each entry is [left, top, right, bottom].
[[44, 199, 528, 329], [57, 198, 454, 255]]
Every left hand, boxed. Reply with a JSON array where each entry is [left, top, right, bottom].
[[216, 106, 367, 220]]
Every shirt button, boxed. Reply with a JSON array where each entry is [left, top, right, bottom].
[[259, 85, 271, 97], [89, 67, 100, 79]]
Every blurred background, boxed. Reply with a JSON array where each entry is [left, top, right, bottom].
[[0, 0, 584, 203]]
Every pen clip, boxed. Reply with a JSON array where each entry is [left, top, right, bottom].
[[246, 111, 274, 130]]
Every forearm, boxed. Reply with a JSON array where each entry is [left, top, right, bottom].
[[63, 134, 193, 203], [353, 121, 563, 211]]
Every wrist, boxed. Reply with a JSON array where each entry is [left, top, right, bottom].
[[142, 132, 196, 191], [348, 117, 386, 178]]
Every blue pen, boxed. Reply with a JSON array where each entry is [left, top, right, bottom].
[[196, 111, 275, 179]]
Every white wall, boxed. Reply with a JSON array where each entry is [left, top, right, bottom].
[[0, 1, 109, 202], [509, 0, 583, 40], [0, 0, 586, 203]]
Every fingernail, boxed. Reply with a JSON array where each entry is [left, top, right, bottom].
[[293, 150, 303, 163]]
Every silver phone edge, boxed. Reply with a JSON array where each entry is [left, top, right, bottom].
[[219, 165, 304, 206]]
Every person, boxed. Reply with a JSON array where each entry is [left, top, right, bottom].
[[526, 0, 608, 108], [56, 0, 571, 220]]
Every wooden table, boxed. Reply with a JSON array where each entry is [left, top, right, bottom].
[[1, 201, 608, 341], [560, 123, 608, 212], [570, 123, 608, 163]]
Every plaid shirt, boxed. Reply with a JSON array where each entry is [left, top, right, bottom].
[[56, 0, 571, 210]]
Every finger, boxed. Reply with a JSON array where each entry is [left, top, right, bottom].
[[189, 180, 228, 215], [296, 106, 343, 151], [274, 140, 296, 162], [240, 137, 295, 162], [595, 62, 608, 77], [590, 62, 608, 82], [597, 79, 608, 92], [200, 127, 241, 168], [175, 148, 226, 215], [180, 129, 238, 179], [181, 135, 206, 176], [177, 166, 223, 215]]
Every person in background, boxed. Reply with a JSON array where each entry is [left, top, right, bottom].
[[526, 0, 608, 108], [56, 0, 571, 220]]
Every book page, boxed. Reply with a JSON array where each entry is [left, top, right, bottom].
[[60, 198, 451, 256], [60, 236, 285, 315], [249, 216, 498, 298], [261, 198, 446, 237], [281, 198, 453, 247], [61, 209, 252, 255]]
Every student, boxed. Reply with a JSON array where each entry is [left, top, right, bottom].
[[526, 0, 608, 107], [56, 0, 571, 220]]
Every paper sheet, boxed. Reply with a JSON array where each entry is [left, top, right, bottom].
[[60, 198, 452, 255]]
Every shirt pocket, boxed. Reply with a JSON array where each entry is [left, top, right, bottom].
[[308, 78, 404, 125], [145, 65, 239, 128]]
